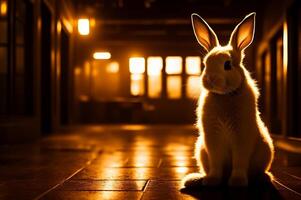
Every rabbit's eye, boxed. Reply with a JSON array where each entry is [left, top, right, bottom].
[[224, 60, 232, 71]]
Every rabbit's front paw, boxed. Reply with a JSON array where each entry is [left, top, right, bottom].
[[182, 173, 204, 188], [228, 175, 248, 187], [202, 176, 222, 186]]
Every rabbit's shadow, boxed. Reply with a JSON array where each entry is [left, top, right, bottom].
[[180, 181, 284, 200]]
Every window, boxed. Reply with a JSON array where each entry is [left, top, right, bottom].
[[147, 57, 162, 98], [166, 56, 182, 99], [185, 56, 201, 75], [166, 56, 182, 75], [187, 76, 201, 98], [129, 57, 145, 96], [0, 0, 7, 114], [129, 57, 145, 74], [186, 56, 201, 98], [128, 55, 201, 99]]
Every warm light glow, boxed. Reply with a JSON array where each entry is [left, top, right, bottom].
[[106, 62, 119, 73], [264, 52, 271, 112], [265, 53, 271, 84], [175, 167, 189, 174], [147, 57, 162, 98], [78, 18, 90, 35], [0, 1, 7, 16], [84, 61, 90, 77], [132, 156, 151, 167], [167, 76, 181, 99], [187, 76, 201, 98], [92, 68, 98, 77], [129, 57, 145, 74], [147, 57, 163, 76], [90, 18, 96, 27], [132, 139, 154, 169], [93, 52, 111, 60], [79, 95, 89, 102], [131, 74, 144, 96], [62, 18, 73, 33], [74, 68, 81, 76], [148, 76, 161, 98], [276, 38, 283, 120], [166, 57, 182, 74], [57, 21, 62, 33], [186, 57, 201, 75], [283, 21, 288, 78]]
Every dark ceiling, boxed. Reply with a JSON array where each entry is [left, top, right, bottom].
[[73, 0, 263, 20], [74, 0, 267, 52]]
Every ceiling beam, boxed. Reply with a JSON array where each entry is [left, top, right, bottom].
[[95, 18, 239, 25]]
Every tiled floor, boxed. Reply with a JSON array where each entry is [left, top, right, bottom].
[[0, 125, 301, 200]]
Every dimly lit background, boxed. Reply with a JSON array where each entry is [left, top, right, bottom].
[[0, 0, 300, 140], [0, 1, 301, 199]]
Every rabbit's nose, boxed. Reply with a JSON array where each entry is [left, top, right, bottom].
[[205, 74, 223, 85], [205, 75, 216, 83]]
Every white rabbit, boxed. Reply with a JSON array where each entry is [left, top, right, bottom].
[[182, 12, 274, 187]]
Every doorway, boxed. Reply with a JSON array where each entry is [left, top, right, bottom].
[[41, 2, 52, 134], [60, 28, 70, 125]]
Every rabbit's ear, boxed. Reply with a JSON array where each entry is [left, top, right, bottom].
[[191, 14, 219, 52], [229, 12, 256, 51]]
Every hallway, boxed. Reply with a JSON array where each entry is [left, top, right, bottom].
[[1, 0, 301, 199], [0, 125, 300, 199]]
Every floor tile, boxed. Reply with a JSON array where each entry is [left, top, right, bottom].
[[142, 181, 196, 200], [160, 157, 197, 167], [272, 168, 301, 194], [58, 180, 148, 191], [73, 166, 198, 180], [42, 191, 143, 200], [0, 190, 43, 200]]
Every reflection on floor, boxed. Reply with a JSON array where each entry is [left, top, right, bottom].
[[0, 125, 301, 199]]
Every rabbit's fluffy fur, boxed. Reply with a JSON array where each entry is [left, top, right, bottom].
[[183, 13, 274, 187]]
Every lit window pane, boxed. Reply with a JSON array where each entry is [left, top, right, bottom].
[[148, 75, 161, 98], [131, 74, 144, 96], [129, 57, 145, 74], [147, 57, 162, 98], [186, 56, 201, 75], [167, 76, 181, 99], [187, 76, 201, 98], [147, 57, 163, 76], [166, 56, 182, 74]]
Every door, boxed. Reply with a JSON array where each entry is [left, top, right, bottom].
[[60, 28, 69, 125], [41, 2, 52, 133]]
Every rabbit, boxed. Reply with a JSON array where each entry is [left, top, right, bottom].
[[182, 12, 274, 187]]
